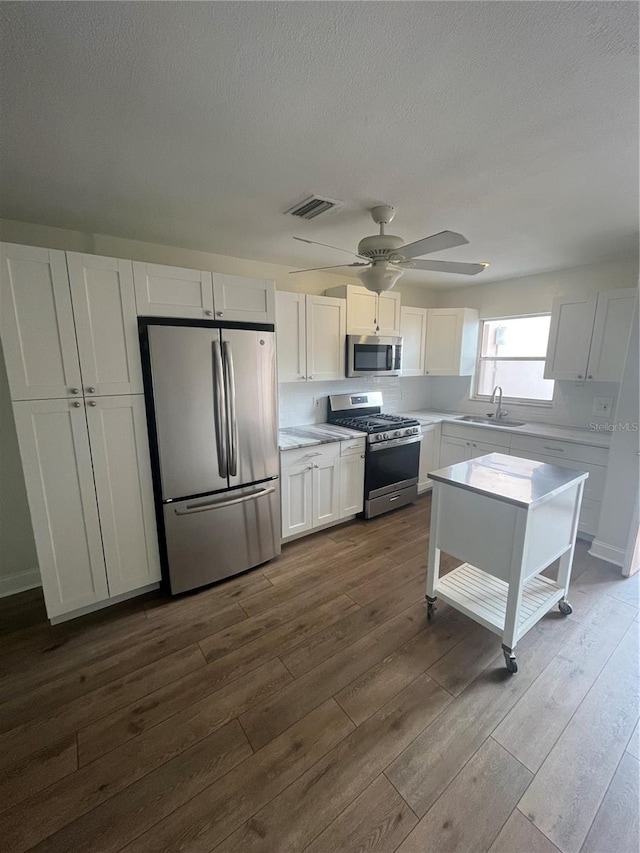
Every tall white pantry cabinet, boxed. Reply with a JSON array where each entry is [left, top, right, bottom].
[[0, 244, 160, 619]]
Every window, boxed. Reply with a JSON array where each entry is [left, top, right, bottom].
[[474, 315, 555, 403]]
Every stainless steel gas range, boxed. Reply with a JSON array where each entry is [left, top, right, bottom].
[[328, 392, 421, 518]]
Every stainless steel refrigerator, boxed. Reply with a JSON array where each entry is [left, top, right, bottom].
[[140, 320, 281, 594]]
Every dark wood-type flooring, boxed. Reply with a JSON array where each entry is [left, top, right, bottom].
[[1, 494, 638, 853]]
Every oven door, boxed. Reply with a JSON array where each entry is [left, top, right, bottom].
[[365, 434, 421, 499], [347, 336, 402, 377]]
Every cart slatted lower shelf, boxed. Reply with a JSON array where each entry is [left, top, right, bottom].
[[436, 563, 564, 636]]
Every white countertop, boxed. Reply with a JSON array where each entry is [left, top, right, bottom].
[[394, 410, 611, 448], [279, 423, 365, 450], [429, 452, 589, 508]]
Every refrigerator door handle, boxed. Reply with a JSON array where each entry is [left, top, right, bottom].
[[174, 486, 276, 515], [212, 340, 228, 478], [223, 340, 239, 477]]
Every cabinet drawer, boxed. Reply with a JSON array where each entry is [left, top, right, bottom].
[[341, 438, 366, 456], [441, 422, 511, 449], [509, 450, 606, 502], [509, 434, 608, 466], [281, 442, 341, 468]]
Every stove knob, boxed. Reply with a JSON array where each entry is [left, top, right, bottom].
[[394, 430, 401, 437]]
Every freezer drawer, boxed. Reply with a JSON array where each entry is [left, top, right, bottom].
[[162, 481, 281, 594]]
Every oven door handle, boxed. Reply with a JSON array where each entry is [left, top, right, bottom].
[[369, 434, 422, 451]]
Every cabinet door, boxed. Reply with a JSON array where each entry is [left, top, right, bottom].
[[133, 262, 214, 319], [586, 288, 636, 382], [313, 456, 341, 527], [377, 292, 401, 336], [418, 426, 438, 491], [276, 291, 306, 382], [281, 463, 313, 538], [424, 309, 464, 375], [339, 453, 365, 517], [67, 254, 142, 396], [400, 306, 427, 375], [212, 274, 275, 323], [12, 398, 109, 618], [0, 243, 82, 401], [306, 295, 346, 381], [468, 440, 505, 460], [544, 294, 597, 380], [439, 436, 469, 467], [346, 287, 377, 335], [86, 395, 161, 596]]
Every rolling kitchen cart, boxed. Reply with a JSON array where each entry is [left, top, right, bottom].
[[425, 452, 587, 673]]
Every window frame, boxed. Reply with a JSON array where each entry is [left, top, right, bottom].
[[472, 313, 555, 407]]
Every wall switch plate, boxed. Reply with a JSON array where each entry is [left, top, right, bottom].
[[592, 396, 614, 417]]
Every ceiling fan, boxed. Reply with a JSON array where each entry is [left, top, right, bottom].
[[290, 205, 489, 292]]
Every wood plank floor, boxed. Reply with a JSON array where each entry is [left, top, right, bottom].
[[0, 494, 638, 853]]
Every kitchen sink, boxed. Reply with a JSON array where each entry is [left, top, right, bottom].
[[458, 415, 527, 427]]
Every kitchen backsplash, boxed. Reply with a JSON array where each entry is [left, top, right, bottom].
[[279, 374, 617, 430], [278, 376, 432, 427]]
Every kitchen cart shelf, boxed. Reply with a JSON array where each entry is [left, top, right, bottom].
[[435, 563, 564, 637]]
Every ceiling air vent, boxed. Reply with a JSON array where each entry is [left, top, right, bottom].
[[285, 194, 342, 220]]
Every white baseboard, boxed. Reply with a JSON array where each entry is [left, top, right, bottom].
[[588, 539, 626, 568], [0, 569, 41, 598]]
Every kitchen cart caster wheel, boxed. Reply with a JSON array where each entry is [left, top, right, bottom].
[[503, 650, 518, 674], [426, 596, 437, 621], [558, 600, 573, 616]]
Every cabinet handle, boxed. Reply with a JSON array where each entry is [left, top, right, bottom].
[[204, 310, 213, 316], [71, 401, 81, 408], [425, 370, 429, 375], [86, 387, 96, 394], [361, 453, 365, 458], [87, 400, 97, 407], [308, 375, 313, 380], [587, 375, 593, 380], [577, 374, 583, 379], [543, 445, 563, 452], [217, 311, 223, 317], [69, 388, 79, 394]]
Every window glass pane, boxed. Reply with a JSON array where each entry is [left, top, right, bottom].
[[477, 359, 555, 401], [481, 316, 551, 358]]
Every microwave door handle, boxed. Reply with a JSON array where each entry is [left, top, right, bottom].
[[212, 341, 228, 478], [387, 346, 393, 370], [223, 340, 239, 477]]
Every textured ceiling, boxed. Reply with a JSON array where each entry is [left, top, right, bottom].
[[0, 1, 638, 287]]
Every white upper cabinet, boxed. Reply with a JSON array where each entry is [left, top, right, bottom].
[[133, 262, 214, 319], [0, 243, 82, 400], [86, 395, 160, 596], [424, 307, 479, 375], [544, 288, 636, 382], [12, 398, 109, 618], [325, 285, 401, 336], [544, 294, 598, 380], [134, 262, 276, 324], [67, 253, 143, 396], [276, 291, 346, 382], [212, 274, 275, 323], [400, 306, 428, 375], [586, 289, 637, 382], [306, 295, 346, 381]]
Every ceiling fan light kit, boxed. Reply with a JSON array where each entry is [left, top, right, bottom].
[[290, 205, 489, 290]]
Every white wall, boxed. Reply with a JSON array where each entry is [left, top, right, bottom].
[[426, 257, 638, 428]]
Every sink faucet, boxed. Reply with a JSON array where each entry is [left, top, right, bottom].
[[489, 385, 508, 420]]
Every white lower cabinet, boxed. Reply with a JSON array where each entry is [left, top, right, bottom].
[[13, 395, 160, 619], [418, 424, 440, 492], [280, 438, 365, 539]]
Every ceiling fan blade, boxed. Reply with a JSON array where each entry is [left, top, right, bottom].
[[409, 259, 489, 275], [395, 230, 469, 260], [293, 236, 367, 260], [289, 263, 369, 275]]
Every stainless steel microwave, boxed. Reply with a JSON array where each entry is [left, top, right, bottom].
[[346, 335, 403, 377]]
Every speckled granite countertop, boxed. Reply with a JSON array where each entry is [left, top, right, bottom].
[[279, 423, 366, 450], [395, 410, 611, 448]]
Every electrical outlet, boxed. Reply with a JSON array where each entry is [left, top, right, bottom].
[[592, 396, 614, 417], [313, 397, 322, 409]]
